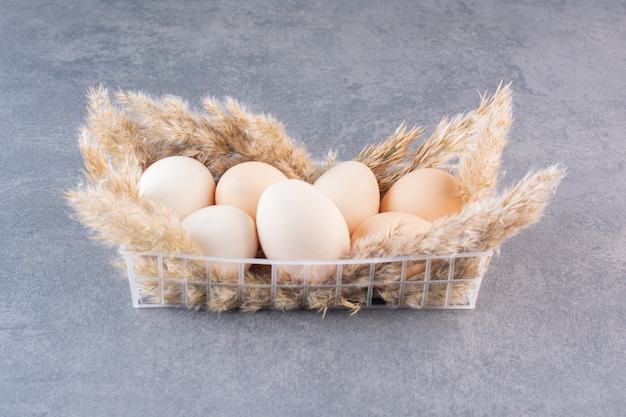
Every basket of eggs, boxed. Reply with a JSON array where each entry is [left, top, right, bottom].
[[66, 82, 565, 314]]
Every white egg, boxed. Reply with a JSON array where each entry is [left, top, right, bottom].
[[256, 179, 350, 284], [181, 205, 258, 274], [139, 156, 215, 220]]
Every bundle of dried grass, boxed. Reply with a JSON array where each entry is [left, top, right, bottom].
[[66, 83, 565, 313]]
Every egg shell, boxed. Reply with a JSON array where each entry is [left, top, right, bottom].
[[215, 161, 287, 222], [380, 168, 463, 222], [351, 211, 431, 243], [313, 161, 380, 234], [181, 205, 258, 274], [351, 212, 432, 276], [256, 179, 350, 284], [139, 156, 215, 220]]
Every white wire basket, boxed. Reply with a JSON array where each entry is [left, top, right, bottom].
[[120, 249, 495, 311], [66, 85, 566, 313]]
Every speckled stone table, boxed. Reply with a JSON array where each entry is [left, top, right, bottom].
[[1, 1, 624, 416]]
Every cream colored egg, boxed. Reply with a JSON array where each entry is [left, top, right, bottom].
[[380, 168, 463, 222], [351, 212, 431, 276], [215, 161, 287, 221], [139, 156, 215, 220], [313, 161, 380, 234], [256, 179, 350, 284], [181, 205, 258, 274]]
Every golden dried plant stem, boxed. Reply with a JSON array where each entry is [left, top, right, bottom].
[[77, 127, 110, 183], [86, 85, 145, 168], [404, 112, 477, 173], [355, 122, 424, 194], [395, 82, 509, 178], [204, 97, 320, 182], [115, 91, 226, 170], [76, 128, 141, 201], [66, 183, 198, 254], [114, 90, 319, 181], [455, 81, 514, 203]]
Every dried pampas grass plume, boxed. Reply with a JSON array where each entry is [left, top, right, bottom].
[[356, 122, 424, 194], [65, 129, 196, 254], [455, 81, 514, 203], [355, 82, 514, 202], [66, 82, 565, 313], [113, 90, 320, 182], [85, 85, 145, 168]]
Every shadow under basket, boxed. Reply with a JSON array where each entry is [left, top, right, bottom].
[[120, 249, 495, 311]]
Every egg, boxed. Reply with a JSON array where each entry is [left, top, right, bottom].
[[181, 205, 258, 274], [313, 161, 380, 234], [351, 212, 431, 276], [380, 168, 463, 222], [256, 179, 350, 284], [139, 156, 215, 220], [351, 211, 431, 243], [215, 161, 287, 221]]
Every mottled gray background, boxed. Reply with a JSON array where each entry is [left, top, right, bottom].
[[1, 0, 625, 416]]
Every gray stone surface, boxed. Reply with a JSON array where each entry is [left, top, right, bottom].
[[1, 0, 625, 416]]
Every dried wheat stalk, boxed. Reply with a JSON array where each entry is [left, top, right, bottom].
[[455, 81, 513, 203], [355, 122, 424, 194]]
